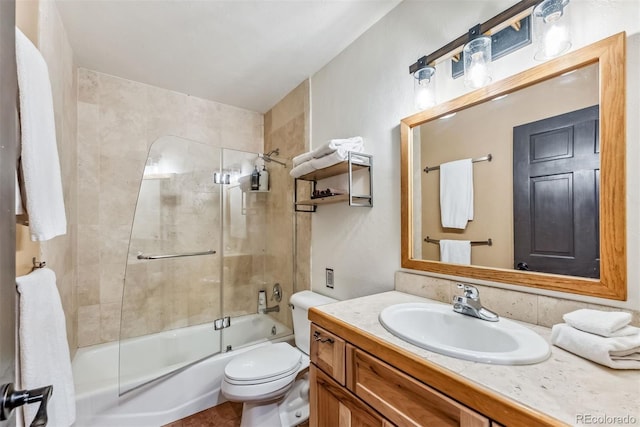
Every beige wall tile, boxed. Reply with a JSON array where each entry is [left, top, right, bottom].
[[395, 272, 451, 303], [100, 303, 121, 342], [77, 305, 100, 347], [537, 296, 589, 328], [78, 68, 99, 104]]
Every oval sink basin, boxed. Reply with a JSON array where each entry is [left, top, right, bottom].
[[379, 303, 550, 365]]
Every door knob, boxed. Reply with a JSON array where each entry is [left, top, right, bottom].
[[0, 383, 53, 427]]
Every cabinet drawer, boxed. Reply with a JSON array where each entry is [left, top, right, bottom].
[[310, 324, 346, 385], [310, 365, 392, 427], [348, 347, 489, 427]]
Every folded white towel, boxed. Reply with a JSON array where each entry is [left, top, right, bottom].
[[292, 151, 315, 168], [289, 160, 318, 179], [563, 309, 633, 337], [551, 323, 640, 369], [440, 159, 473, 229], [16, 268, 76, 426], [439, 240, 471, 265], [15, 28, 67, 241], [312, 136, 364, 159]]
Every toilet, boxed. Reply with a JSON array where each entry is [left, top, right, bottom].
[[221, 290, 337, 427]]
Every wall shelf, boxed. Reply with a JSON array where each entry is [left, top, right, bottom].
[[294, 152, 373, 212]]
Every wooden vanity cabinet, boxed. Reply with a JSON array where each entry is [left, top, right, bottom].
[[310, 324, 490, 427]]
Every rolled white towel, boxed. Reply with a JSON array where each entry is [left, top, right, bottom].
[[551, 323, 640, 369], [563, 309, 633, 337]]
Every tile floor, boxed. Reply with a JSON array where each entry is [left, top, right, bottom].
[[163, 402, 310, 427]]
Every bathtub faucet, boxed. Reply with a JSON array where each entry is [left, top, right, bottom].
[[264, 305, 280, 313]]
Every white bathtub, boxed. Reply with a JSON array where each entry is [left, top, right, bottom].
[[72, 314, 292, 427]]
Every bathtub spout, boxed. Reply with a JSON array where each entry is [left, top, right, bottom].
[[264, 305, 280, 313]]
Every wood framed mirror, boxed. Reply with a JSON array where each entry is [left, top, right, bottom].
[[400, 32, 626, 300]]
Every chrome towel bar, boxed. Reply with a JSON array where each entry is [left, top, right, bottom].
[[423, 154, 492, 173], [424, 236, 492, 246], [136, 249, 216, 260]]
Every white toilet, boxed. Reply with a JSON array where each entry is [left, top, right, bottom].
[[221, 290, 337, 427]]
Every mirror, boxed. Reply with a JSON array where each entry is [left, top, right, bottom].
[[400, 33, 626, 300]]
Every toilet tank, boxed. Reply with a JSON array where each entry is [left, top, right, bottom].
[[290, 291, 337, 355]]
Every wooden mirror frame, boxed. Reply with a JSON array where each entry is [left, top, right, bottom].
[[400, 32, 626, 300]]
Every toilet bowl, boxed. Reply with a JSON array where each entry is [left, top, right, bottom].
[[221, 290, 336, 427]]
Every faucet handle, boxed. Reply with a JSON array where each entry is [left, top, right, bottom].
[[457, 284, 479, 299]]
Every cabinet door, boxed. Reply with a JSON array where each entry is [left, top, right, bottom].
[[310, 364, 392, 427], [310, 324, 346, 385], [348, 348, 489, 427]]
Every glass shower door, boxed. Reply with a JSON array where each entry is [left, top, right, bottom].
[[119, 136, 223, 395], [220, 148, 268, 351]]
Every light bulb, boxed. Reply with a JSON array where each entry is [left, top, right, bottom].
[[463, 36, 492, 89], [466, 51, 491, 88], [413, 66, 436, 110]]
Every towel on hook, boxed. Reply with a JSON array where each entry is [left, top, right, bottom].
[[551, 323, 640, 369], [439, 240, 471, 265], [563, 309, 635, 337], [440, 159, 473, 229], [15, 28, 67, 241], [16, 268, 76, 426]]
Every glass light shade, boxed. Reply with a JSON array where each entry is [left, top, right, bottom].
[[463, 36, 492, 89], [414, 66, 436, 110], [533, 0, 571, 60]]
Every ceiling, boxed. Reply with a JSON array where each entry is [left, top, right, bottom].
[[56, 0, 401, 113]]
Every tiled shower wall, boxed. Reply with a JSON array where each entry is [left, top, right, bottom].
[[263, 80, 312, 329], [76, 69, 263, 346]]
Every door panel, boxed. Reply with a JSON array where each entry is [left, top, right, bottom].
[[513, 105, 599, 278], [0, 1, 18, 426]]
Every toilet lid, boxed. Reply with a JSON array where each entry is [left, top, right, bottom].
[[225, 343, 302, 382]]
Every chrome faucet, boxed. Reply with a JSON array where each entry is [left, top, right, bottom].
[[452, 284, 499, 322]]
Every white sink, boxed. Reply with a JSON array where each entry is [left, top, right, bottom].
[[379, 302, 550, 365]]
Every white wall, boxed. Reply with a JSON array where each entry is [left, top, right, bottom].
[[310, 0, 640, 309]]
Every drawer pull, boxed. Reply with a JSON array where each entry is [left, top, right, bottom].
[[314, 331, 335, 343]]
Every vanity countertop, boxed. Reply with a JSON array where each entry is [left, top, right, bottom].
[[309, 291, 640, 426]]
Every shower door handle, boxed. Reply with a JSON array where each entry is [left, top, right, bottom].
[[0, 383, 53, 426]]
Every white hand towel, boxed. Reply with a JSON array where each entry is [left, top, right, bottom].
[[15, 28, 67, 241], [440, 159, 473, 229], [16, 268, 76, 426], [563, 309, 633, 337], [551, 323, 640, 369], [311, 136, 364, 159], [439, 240, 471, 265]]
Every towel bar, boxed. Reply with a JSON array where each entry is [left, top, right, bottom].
[[424, 154, 492, 173], [136, 249, 216, 260], [425, 236, 492, 246]]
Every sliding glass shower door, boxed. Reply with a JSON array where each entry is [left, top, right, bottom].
[[119, 136, 223, 395]]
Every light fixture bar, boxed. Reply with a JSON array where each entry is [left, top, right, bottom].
[[409, 0, 541, 74]]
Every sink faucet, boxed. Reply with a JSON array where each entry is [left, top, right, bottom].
[[452, 284, 499, 322]]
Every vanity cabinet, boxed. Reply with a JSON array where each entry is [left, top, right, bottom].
[[310, 324, 490, 427], [294, 152, 373, 212]]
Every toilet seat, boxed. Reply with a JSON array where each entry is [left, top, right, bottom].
[[224, 343, 303, 385], [222, 343, 307, 403]]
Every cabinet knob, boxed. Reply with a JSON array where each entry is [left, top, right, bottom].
[[313, 331, 335, 344]]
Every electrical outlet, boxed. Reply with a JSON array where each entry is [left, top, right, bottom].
[[325, 268, 334, 288]]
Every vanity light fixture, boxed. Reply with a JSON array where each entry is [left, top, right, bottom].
[[409, 0, 572, 108], [413, 58, 436, 110], [463, 25, 492, 89], [533, 0, 571, 60]]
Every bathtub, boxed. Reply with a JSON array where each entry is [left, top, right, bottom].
[[72, 314, 292, 427]]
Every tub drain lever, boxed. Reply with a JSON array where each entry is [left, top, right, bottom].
[[0, 382, 53, 426]]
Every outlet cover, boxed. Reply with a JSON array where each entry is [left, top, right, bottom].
[[325, 268, 334, 288]]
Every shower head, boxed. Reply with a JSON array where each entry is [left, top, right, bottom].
[[259, 148, 287, 167]]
